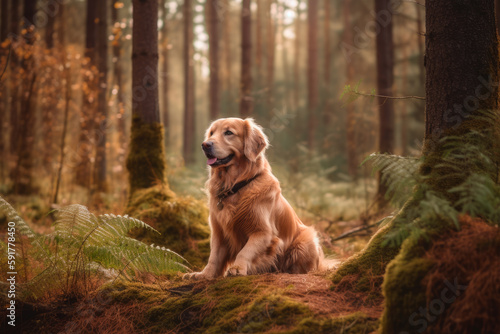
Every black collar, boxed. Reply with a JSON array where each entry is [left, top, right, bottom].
[[216, 174, 260, 210]]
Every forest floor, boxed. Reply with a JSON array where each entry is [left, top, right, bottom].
[[17, 269, 383, 333]]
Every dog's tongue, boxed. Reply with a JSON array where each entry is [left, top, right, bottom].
[[207, 157, 217, 165]]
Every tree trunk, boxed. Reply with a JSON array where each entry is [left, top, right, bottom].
[[161, 0, 169, 144], [307, 0, 318, 150], [0, 0, 9, 181], [112, 0, 127, 163], [12, 0, 38, 195], [265, 0, 275, 107], [207, 0, 220, 121], [322, 0, 332, 126], [255, 0, 263, 87], [127, 0, 167, 193], [9, 0, 20, 155], [239, 0, 253, 117], [415, 3, 425, 87], [75, 0, 98, 188], [293, 0, 301, 110], [222, 0, 231, 95], [495, 0, 500, 37], [183, 0, 195, 164], [93, 0, 108, 193], [45, 1, 56, 48], [343, 0, 357, 177], [375, 0, 395, 206], [400, 46, 409, 156]]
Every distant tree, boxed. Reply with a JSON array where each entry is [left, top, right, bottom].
[[496, 0, 500, 35], [127, 0, 167, 192], [76, 0, 98, 188], [375, 0, 395, 206], [45, 2, 55, 48], [255, 0, 263, 86], [293, 0, 301, 110], [12, 0, 38, 194], [183, 0, 195, 164], [94, 0, 109, 192], [343, 0, 357, 178], [9, 0, 20, 155], [207, 0, 220, 120], [112, 0, 127, 161], [322, 0, 332, 125], [0, 0, 9, 181], [307, 0, 318, 150], [265, 0, 275, 107], [160, 0, 169, 142], [239, 0, 253, 117]]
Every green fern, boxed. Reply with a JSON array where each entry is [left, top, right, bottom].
[[369, 121, 500, 246], [0, 196, 189, 301]]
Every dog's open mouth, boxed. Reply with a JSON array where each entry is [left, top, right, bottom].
[[206, 153, 234, 167]]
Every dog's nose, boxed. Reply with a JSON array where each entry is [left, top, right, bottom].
[[202, 141, 213, 151]]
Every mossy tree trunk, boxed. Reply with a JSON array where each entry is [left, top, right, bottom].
[[126, 0, 167, 194], [333, 0, 499, 296]]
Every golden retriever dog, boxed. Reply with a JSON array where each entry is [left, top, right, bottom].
[[184, 118, 324, 280]]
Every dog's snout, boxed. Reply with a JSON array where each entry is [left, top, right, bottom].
[[202, 141, 213, 151]]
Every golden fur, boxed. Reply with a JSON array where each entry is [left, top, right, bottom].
[[184, 118, 324, 279]]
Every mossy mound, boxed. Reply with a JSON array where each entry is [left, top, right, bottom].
[[330, 220, 400, 293], [126, 185, 210, 270], [381, 216, 500, 334], [98, 275, 380, 334]]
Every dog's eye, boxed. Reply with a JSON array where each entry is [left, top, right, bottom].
[[210, 131, 213, 136], [224, 130, 233, 136]]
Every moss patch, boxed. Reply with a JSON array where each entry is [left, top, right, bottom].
[[126, 186, 210, 270], [289, 312, 379, 334], [126, 115, 167, 192]]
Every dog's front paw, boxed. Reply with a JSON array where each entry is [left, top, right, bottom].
[[227, 265, 247, 276], [183, 271, 211, 280]]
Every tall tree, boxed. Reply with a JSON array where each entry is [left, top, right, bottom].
[[307, 0, 318, 150], [12, 0, 38, 194], [112, 0, 127, 161], [207, 0, 220, 120], [293, 0, 301, 110], [0, 0, 9, 181], [9, 0, 20, 155], [496, 0, 500, 36], [343, 0, 357, 178], [375, 0, 395, 206], [255, 0, 263, 86], [239, 0, 253, 117], [45, 1, 56, 48], [94, 0, 109, 192], [160, 0, 169, 142], [76, 0, 98, 188], [322, 0, 332, 125], [265, 0, 275, 107], [183, 0, 195, 164], [127, 0, 167, 192]]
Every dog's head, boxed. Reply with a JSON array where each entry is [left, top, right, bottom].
[[202, 118, 269, 168]]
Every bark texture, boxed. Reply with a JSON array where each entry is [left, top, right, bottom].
[[207, 0, 220, 121], [307, 0, 318, 150], [183, 0, 195, 164], [127, 0, 166, 193], [239, 0, 253, 117], [375, 0, 395, 204], [94, 0, 109, 192]]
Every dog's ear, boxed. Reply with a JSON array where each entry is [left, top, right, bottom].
[[244, 118, 269, 162]]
